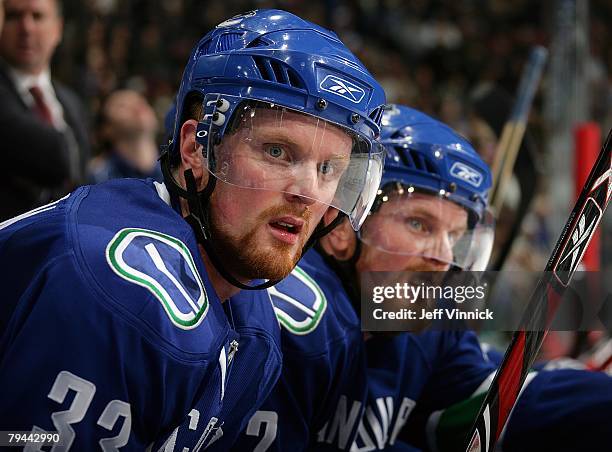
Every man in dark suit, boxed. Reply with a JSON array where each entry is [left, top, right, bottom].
[[0, 0, 89, 221]]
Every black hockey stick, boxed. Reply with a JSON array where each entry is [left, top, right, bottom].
[[465, 129, 612, 452]]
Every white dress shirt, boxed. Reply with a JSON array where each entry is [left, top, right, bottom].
[[8, 66, 82, 179], [8, 67, 68, 131]]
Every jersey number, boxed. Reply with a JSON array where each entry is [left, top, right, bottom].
[[246, 410, 278, 452], [27, 370, 132, 451]]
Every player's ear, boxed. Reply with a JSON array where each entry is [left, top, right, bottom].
[[319, 208, 357, 260], [179, 119, 207, 188]]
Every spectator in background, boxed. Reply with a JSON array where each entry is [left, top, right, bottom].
[[89, 89, 162, 183], [0, 0, 89, 221]]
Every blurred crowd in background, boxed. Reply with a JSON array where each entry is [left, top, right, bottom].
[[2, 0, 611, 274], [53, 0, 612, 126]]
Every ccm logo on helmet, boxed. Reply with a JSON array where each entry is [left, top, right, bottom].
[[320, 75, 366, 104], [450, 162, 483, 187]]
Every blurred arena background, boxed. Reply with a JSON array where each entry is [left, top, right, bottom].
[[53, 0, 611, 270], [13, 0, 612, 359]]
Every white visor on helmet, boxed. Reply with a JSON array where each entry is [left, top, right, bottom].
[[197, 100, 384, 230], [358, 188, 495, 271]]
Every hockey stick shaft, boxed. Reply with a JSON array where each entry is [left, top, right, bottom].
[[594, 341, 612, 371], [597, 353, 612, 372], [490, 46, 548, 213], [465, 128, 612, 452]]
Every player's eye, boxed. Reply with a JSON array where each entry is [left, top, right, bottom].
[[265, 144, 285, 159], [319, 158, 348, 180], [320, 160, 334, 175], [404, 217, 428, 234]]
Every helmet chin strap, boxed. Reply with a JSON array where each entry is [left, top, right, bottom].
[[315, 228, 362, 311], [160, 151, 344, 291], [184, 167, 280, 291], [160, 151, 276, 290], [304, 210, 347, 253]]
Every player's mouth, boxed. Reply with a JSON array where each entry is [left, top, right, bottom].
[[268, 216, 304, 245], [17, 42, 36, 52]]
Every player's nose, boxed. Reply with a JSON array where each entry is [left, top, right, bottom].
[[283, 165, 319, 206]]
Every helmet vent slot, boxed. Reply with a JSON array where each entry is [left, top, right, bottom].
[[198, 33, 244, 54], [246, 37, 271, 48], [252, 56, 306, 90], [287, 69, 304, 89], [198, 39, 213, 55], [254, 56, 274, 81], [394, 146, 440, 176], [217, 32, 244, 52], [394, 146, 415, 169], [271, 60, 286, 84], [390, 126, 412, 140], [424, 157, 438, 174]]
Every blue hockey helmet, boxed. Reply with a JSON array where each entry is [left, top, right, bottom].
[[163, 9, 386, 231], [359, 104, 495, 270]]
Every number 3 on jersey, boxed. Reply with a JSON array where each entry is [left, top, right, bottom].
[[27, 370, 131, 451]]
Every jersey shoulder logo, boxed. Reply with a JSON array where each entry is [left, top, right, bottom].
[[106, 228, 209, 330], [268, 265, 327, 335], [450, 161, 483, 187], [320, 75, 366, 104]]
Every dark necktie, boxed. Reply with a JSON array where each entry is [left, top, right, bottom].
[[29, 85, 54, 126]]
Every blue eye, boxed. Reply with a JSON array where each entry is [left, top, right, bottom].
[[266, 145, 284, 158], [406, 218, 425, 233], [320, 160, 333, 175], [408, 219, 420, 229]]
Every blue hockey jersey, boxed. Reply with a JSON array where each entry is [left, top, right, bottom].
[[232, 250, 493, 451], [501, 368, 612, 452], [232, 249, 367, 451], [321, 331, 495, 451], [416, 349, 612, 451], [312, 273, 612, 451], [0, 178, 281, 450], [232, 247, 612, 451]]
